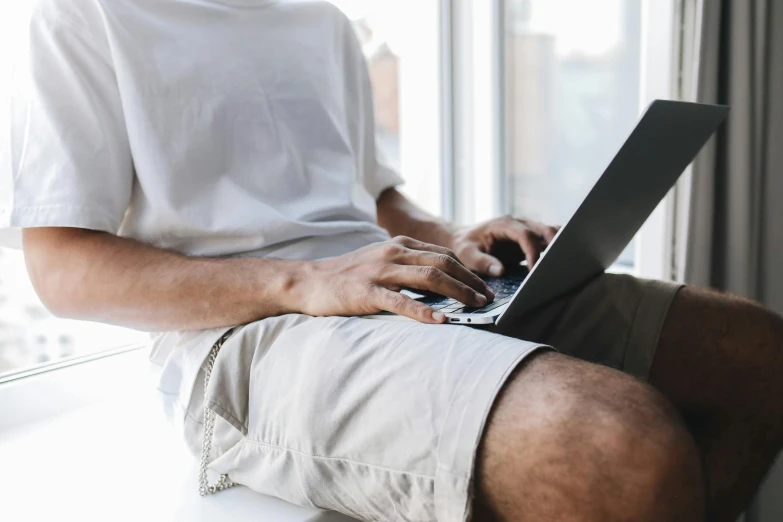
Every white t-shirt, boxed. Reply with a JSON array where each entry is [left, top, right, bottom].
[[1, 0, 403, 405], [1, 0, 401, 260]]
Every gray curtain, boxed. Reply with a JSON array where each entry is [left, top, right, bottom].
[[687, 0, 783, 310], [686, 1, 783, 520]]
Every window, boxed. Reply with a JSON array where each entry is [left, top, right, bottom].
[[501, 0, 678, 274], [504, 0, 645, 267]]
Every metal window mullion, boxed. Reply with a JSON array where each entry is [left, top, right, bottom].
[[439, 0, 456, 222], [635, 0, 678, 280], [495, 0, 509, 216], [449, 0, 476, 225]]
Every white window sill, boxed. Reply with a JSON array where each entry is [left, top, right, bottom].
[[0, 349, 354, 522]]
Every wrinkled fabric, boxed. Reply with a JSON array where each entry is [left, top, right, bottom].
[[2, 0, 400, 255], [188, 315, 545, 522], [2, 0, 404, 404], [175, 274, 682, 522]]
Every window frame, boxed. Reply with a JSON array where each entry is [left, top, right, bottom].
[[439, 0, 457, 221], [448, 0, 506, 226], [635, 0, 679, 281], [672, 0, 704, 283], [0, 341, 145, 386]]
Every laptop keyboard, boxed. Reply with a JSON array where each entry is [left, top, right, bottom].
[[420, 273, 526, 315]]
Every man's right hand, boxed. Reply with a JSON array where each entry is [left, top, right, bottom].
[[292, 236, 496, 324]]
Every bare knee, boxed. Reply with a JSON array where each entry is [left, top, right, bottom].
[[594, 381, 704, 520], [659, 287, 783, 423], [475, 352, 704, 522]]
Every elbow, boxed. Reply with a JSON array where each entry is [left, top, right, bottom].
[[34, 284, 78, 320], [22, 228, 92, 320], [25, 254, 81, 320]]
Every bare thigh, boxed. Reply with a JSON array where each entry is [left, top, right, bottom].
[[472, 351, 704, 522]]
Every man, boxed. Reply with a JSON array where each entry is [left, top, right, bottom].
[[3, 1, 782, 521]]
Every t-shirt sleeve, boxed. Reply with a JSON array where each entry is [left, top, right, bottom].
[[340, 9, 404, 201], [0, 6, 133, 234], [365, 142, 404, 200]]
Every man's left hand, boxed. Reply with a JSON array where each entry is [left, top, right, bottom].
[[449, 216, 560, 277]]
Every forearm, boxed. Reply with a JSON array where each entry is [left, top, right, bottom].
[[376, 189, 456, 249], [23, 228, 305, 332]]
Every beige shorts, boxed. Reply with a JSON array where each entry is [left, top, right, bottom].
[[184, 274, 682, 522]]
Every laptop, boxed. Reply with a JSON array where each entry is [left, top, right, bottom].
[[369, 100, 729, 327]]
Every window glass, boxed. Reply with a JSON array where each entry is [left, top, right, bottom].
[[505, 0, 643, 266]]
